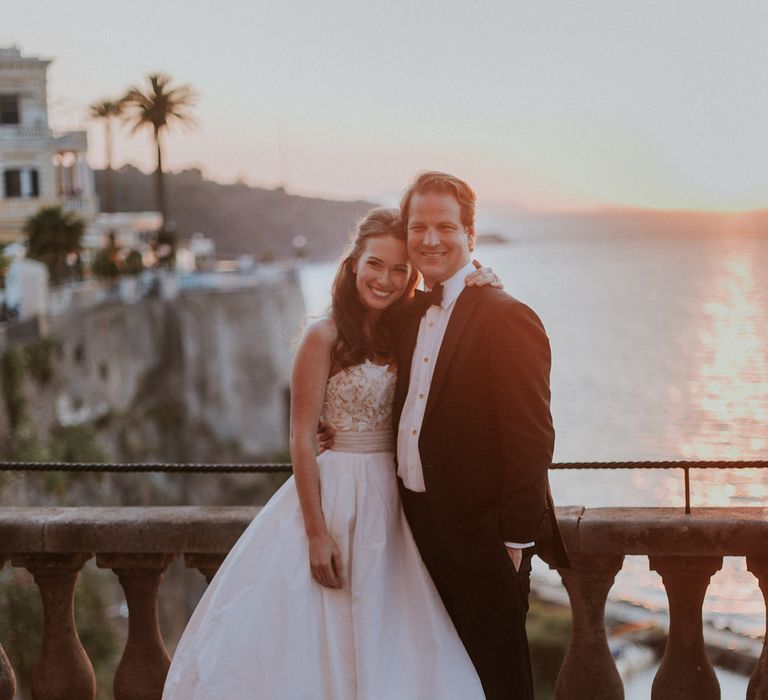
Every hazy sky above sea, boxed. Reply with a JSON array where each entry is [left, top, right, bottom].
[[5, 0, 768, 211]]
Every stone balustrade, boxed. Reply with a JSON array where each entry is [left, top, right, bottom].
[[552, 506, 768, 700], [0, 505, 767, 699]]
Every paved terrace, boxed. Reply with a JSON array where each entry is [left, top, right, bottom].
[[0, 462, 767, 700]]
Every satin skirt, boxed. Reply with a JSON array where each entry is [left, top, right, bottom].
[[162, 447, 484, 699]]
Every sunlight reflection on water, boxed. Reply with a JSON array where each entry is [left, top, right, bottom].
[[682, 248, 768, 461]]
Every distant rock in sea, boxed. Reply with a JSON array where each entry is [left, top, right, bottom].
[[476, 232, 509, 244]]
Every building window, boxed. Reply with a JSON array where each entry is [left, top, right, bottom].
[[30, 169, 39, 197], [0, 95, 20, 124], [3, 169, 21, 198]]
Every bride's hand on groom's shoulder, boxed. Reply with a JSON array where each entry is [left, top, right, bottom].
[[465, 259, 503, 289], [309, 533, 344, 589]]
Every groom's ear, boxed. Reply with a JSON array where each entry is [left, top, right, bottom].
[[466, 225, 476, 252]]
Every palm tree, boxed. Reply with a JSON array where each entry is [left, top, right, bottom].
[[121, 73, 197, 233], [88, 98, 124, 213]]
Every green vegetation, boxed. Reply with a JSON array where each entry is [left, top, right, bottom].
[[1, 345, 25, 431], [0, 342, 116, 697], [24, 206, 84, 285], [123, 250, 144, 275], [0, 564, 121, 700], [50, 425, 108, 463], [91, 248, 120, 280], [1, 339, 107, 463], [528, 598, 572, 699], [4, 423, 49, 463], [144, 399, 185, 431], [75, 565, 123, 696], [23, 337, 57, 385], [0, 567, 42, 695]]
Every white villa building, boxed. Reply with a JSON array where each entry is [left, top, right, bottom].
[[0, 45, 98, 243]]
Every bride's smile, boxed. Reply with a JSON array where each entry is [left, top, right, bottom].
[[352, 235, 411, 312]]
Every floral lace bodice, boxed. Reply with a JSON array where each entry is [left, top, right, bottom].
[[322, 360, 396, 432]]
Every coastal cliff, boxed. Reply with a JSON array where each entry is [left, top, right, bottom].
[[0, 276, 304, 472]]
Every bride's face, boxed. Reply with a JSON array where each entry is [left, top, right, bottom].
[[352, 235, 412, 312]]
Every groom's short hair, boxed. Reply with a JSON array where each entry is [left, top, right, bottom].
[[400, 172, 477, 234]]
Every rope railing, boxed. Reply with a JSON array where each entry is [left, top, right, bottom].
[[555, 460, 768, 513], [2, 459, 768, 514]]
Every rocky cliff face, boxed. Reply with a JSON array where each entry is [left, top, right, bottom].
[[1, 278, 304, 472], [62, 280, 302, 461]]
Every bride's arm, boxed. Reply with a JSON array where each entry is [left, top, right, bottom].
[[289, 318, 343, 589], [465, 259, 503, 287]]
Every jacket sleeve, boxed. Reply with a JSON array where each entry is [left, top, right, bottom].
[[487, 299, 554, 543]]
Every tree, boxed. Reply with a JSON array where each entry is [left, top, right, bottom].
[[121, 73, 197, 239], [123, 249, 144, 275], [90, 231, 119, 280], [88, 98, 124, 213], [24, 207, 84, 285], [91, 248, 120, 281]]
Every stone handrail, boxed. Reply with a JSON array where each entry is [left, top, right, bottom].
[[0, 506, 767, 699]]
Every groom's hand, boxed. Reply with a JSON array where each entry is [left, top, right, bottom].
[[506, 546, 523, 572], [316, 421, 335, 453]]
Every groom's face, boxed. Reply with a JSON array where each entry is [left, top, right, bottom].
[[406, 191, 475, 288]]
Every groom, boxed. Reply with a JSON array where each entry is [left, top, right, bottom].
[[393, 171, 569, 699]]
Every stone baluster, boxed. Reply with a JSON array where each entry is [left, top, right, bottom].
[[0, 558, 15, 700], [746, 556, 768, 700], [555, 555, 625, 700], [184, 552, 226, 583], [96, 553, 175, 700], [12, 552, 96, 700], [648, 555, 722, 700]]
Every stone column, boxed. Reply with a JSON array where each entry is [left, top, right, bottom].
[[0, 558, 15, 700], [649, 555, 722, 700], [555, 555, 625, 700], [184, 552, 226, 584], [12, 552, 96, 700], [97, 553, 175, 700], [746, 556, 768, 700]]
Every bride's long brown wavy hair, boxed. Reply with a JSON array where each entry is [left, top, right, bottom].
[[331, 208, 419, 369]]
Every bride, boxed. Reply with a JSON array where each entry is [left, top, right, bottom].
[[162, 208, 498, 699]]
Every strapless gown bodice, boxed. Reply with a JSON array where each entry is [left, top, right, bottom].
[[322, 360, 396, 453], [322, 359, 396, 432]]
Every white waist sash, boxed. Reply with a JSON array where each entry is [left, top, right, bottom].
[[332, 430, 394, 454]]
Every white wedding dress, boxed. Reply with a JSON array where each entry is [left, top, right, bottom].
[[162, 359, 484, 699]]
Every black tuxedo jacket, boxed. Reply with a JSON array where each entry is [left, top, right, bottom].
[[393, 285, 570, 572]]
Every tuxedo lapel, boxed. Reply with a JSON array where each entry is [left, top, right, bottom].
[[423, 286, 482, 425]]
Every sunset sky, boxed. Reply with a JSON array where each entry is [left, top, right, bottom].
[[5, 0, 768, 211]]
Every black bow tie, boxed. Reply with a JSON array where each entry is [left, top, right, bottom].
[[414, 284, 444, 316]]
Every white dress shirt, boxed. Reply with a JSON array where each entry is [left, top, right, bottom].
[[396, 261, 533, 550]]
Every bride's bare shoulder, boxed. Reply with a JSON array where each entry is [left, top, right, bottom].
[[299, 317, 337, 350]]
